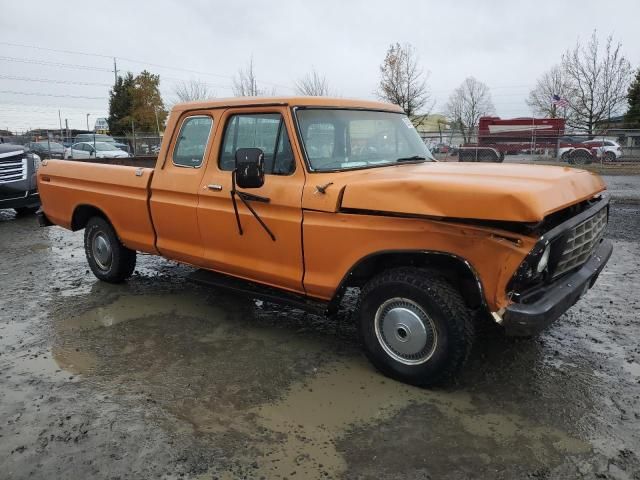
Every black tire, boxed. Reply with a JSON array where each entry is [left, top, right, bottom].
[[603, 151, 616, 163], [561, 151, 570, 162], [570, 151, 592, 165], [14, 206, 39, 215], [357, 267, 474, 387], [84, 216, 136, 283]]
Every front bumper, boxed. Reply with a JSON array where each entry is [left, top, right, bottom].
[[0, 189, 40, 210], [502, 239, 613, 336]]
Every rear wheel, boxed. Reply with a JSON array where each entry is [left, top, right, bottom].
[[603, 151, 616, 163], [357, 268, 475, 387], [84, 216, 136, 283], [569, 150, 592, 165]]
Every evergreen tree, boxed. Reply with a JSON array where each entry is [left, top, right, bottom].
[[625, 68, 640, 128], [130, 70, 167, 133], [108, 72, 134, 135]]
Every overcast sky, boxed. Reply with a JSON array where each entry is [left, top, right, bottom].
[[1, 0, 639, 132]]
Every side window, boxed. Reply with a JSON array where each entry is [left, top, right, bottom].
[[220, 113, 295, 175], [173, 116, 213, 168]]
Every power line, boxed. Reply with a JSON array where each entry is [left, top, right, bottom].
[[0, 74, 111, 87], [1, 42, 295, 91], [0, 56, 112, 72], [0, 90, 104, 99]]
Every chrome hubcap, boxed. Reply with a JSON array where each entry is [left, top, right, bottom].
[[374, 298, 437, 365], [92, 232, 112, 270]]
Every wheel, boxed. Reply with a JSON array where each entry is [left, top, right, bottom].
[[570, 151, 592, 165], [84, 216, 136, 283], [357, 268, 475, 387], [561, 151, 570, 162], [14, 206, 39, 215], [603, 151, 616, 163]]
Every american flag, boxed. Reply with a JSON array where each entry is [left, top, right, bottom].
[[552, 94, 569, 108]]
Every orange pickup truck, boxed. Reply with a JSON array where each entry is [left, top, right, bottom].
[[37, 97, 612, 386]]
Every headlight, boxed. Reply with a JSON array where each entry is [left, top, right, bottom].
[[29, 153, 42, 170], [536, 244, 551, 273]]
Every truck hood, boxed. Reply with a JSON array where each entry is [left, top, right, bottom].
[[306, 162, 606, 223]]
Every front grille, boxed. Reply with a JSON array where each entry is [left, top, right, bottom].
[[0, 151, 27, 184], [553, 207, 607, 278]]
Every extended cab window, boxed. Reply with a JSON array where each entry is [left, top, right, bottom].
[[220, 113, 295, 175], [173, 116, 213, 168]]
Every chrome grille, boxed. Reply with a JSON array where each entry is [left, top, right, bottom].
[[0, 151, 27, 184], [553, 207, 607, 278]]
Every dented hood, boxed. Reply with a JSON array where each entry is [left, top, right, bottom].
[[305, 162, 606, 223]]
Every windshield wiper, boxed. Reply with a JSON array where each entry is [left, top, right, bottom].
[[395, 155, 427, 163]]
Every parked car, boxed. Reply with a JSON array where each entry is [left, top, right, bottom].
[[0, 143, 41, 214], [25, 141, 66, 159], [73, 134, 129, 152], [581, 140, 623, 162], [66, 141, 132, 159], [37, 97, 612, 387]]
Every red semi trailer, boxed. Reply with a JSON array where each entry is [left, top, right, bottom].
[[458, 116, 566, 162]]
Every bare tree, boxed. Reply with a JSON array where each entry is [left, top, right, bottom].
[[526, 65, 571, 118], [561, 31, 632, 134], [376, 43, 433, 118], [445, 77, 495, 144], [233, 57, 266, 97], [173, 79, 214, 103], [295, 69, 331, 96]]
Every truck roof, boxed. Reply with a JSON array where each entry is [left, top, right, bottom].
[[172, 96, 404, 113]]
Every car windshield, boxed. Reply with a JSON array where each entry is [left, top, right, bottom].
[[94, 142, 119, 151], [296, 109, 434, 172]]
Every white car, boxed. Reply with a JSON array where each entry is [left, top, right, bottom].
[[559, 139, 623, 162], [65, 141, 131, 160], [581, 140, 624, 162]]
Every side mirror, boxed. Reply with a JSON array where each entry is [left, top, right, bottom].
[[234, 148, 265, 189]]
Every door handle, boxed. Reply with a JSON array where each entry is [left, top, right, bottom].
[[207, 184, 223, 192]]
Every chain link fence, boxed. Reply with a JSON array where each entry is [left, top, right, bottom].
[[418, 126, 640, 168], [0, 130, 163, 158]]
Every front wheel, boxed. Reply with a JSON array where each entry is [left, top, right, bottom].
[[357, 268, 474, 387], [84, 216, 136, 283]]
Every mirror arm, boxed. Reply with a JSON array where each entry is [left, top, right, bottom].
[[230, 170, 276, 242]]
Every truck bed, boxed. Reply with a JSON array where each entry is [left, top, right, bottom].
[[37, 159, 157, 253]]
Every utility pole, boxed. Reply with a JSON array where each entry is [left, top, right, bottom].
[[113, 57, 118, 86], [58, 110, 63, 141], [65, 119, 69, 141], [86, 113, 90, 131], [154, 106, 160, 137]]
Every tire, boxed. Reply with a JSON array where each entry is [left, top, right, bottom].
[[603, 151, 616, 163], [561, 151, 570, 162], [14, 206, 39, 215], [570, 151, 592, 165], [84, 216, 136, 283], [357, 267, 475, 387]]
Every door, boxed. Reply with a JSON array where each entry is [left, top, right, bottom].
[[150, 111, 219, 265], [72, 144, 90, 159], [197, 107, 306, 293]]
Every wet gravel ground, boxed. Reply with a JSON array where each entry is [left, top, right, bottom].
[[1, 176, 639, 480]]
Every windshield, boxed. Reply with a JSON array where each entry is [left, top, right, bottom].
[[94, 142, 119, 151], [296, 109, 434, 172]]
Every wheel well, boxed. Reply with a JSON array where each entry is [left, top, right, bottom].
[[329, 251, 486, 313], [71, 205, 108, 231]]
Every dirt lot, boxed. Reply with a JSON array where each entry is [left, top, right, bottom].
[[1, 176, 639, 480]]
